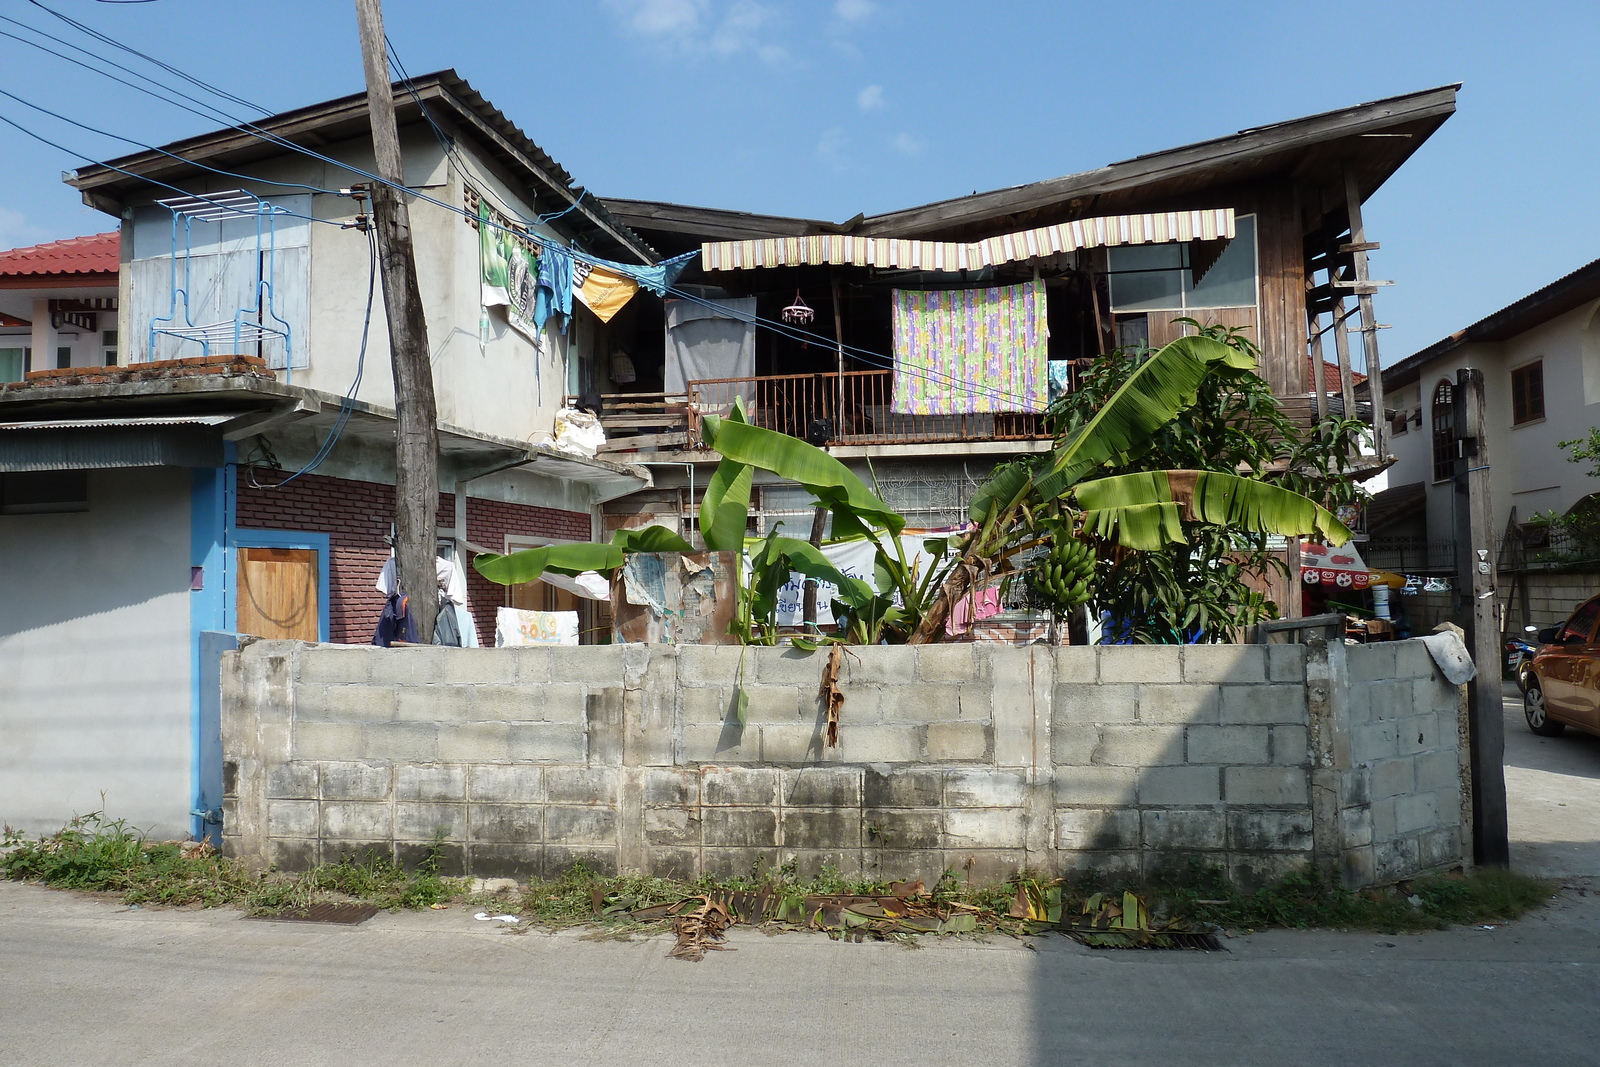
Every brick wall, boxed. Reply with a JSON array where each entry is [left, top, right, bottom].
[[222, 638, 1467, 889], [235, 470, 588, 645]]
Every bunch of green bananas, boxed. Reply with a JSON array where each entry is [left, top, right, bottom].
[[1032, 535, 1096, 609]]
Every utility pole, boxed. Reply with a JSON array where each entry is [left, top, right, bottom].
[[1452, 367, 1509, 865], [355, 0, 439, 642]]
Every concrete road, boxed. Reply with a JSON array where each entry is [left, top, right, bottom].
[[3, 876, 1599, 1067], [1503, 679, 1600, 878]]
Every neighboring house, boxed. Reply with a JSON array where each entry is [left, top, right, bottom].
[[0, 71, 654, 839], [1378, 255, 1600, 631], [592, 86, 1456, 622]]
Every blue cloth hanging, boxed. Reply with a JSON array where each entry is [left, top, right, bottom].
[[535, 243, 574, 333]]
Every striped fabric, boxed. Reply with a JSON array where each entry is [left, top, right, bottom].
[[701, 208, 1235, 272]]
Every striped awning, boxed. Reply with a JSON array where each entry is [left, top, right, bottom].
[[701, 208, 1235, 272]]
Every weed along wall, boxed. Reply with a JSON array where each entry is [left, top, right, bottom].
[[220, 638, 1469, 889]]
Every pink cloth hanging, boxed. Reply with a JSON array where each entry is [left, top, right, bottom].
[[946, 585, 1003, 637]]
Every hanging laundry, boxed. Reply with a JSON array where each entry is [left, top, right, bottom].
[[372, 593, 417, 647], [535, 243, 575, 333], [495, 607, 579, 646], [665, 296, 756, 396], [573, 259, 640, 323], [945, 585, 1004, 637], [891, 281, 1049, 415], [478, 201, 540, 343]]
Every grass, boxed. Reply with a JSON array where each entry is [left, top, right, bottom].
[[2, 815, 1555, 937]]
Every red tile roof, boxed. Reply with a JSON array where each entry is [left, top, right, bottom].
[[0, 231, 120, 278], [1309, 354, 1366, 390]]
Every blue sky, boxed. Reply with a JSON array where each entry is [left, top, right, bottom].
[[0, 0, 1595, 362]]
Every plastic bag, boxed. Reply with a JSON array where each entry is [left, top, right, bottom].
[[552, 408, 605, 458]]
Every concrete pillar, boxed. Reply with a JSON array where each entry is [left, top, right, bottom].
[[29, 297, 56, 374]]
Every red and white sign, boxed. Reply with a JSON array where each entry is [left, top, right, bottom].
[[1299, 542, 1370, 590]]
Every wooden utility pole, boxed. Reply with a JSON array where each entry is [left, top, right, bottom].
[[356, 0, 439, 642], [1452, 367, 1510, 865]]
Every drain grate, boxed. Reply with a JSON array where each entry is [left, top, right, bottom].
[[245, 902, 380, 925]]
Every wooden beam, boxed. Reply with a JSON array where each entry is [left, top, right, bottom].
[[1344, 165, 1387, 460]]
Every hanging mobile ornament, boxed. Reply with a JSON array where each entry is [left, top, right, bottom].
[[782, 290, 815, 349]]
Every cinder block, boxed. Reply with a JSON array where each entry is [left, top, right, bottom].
[[949, 850, 1027, 885], [944, 769, 1026, 808], [781, 848, 864, 880], [435, 722, 509, 763], [1186, 725, 1270, 765], [643, 768, 699, 807], [319, 761, 393, 801], [862, 848, 947, 888], [701, 808, 779, 847], [760, 722, 825, 763], [1228, 810, 1313, 852], [1347, 643, 1397, 683], [1370, 796, 1398, 841], [917, 644, 977, 682], [1341, 805, 1373, 848], [396, 764, 465, 803], [1137, 685, 1221, 724], [735, 685, 803, 723], [944, 807, 1026, 849], [469, 685, 545, 722], [292, 722, 363, 762], [468, 764, 542, 804], [1396, 715, 1438, 756], [545, 766, 619, 805], [1393, 639, 1434, 679], [679, 686, 739, 724], [1101, 645, 1182, 682], [466, 843, 539, 881], [267, 837, 319, 872], [676, 644, 747, 687], [956, 684, 993, 720], [546, 645, 623, 685], [699, 846, 778, 880], [1366, 679, 1416, 721], [1056, 849, 1142, 881], [1369, 757, 1415, 799], [864, 809, 942, 849], [395, 685, 470, 723], [1341, 844, 1375, 888], [585, 689, 624, 766], [505, 723, 587, 763], [1267, 644, 1306, 683], [1413, 675, 1460, 717], [469, 804, 541, 843], [863, 767, 942, 808], [1141, 809, 1226, 850], [835, 724, 921, 763], [362, 723, 439, 762], [295, 684, 396, 723], [1228, 854, 1309, 891], [1352, 719, 1400, 763], [1182, 645, 1267, 684], [297, 647, 375, 685], [841, 645, 918, 686], [1219, 684, 1306, 725], [267, 799, 318, 837], [702, 767, 781, 806], [1055, 808, 1139, 851], [1054, 684, 1136, 724], [395, 802, 466, 841], [1137, 766, 1221, 806], [544, 844, 617, 878], [756, 646, 829, 685], [514, 648, 551, 685], [1095, 724, 1187, 766], [369, 647, 454, 685], [1374, 835, 1421, 882], [680, 721, 757, 762], [1270, 725, 1310, 766], [1224, 766, 1308, 806], [321, 802, 392, 841], [923, 721, 989, 761], [1394, 791, 1439, 835], [1054, 766, 1138, 806], [1419, 826, 1463, 868], [644, 807, 700, 845], [879, 684, 960, 722], [782, 766, 861, 807], [1052, 723, 1100, 765], [1054, 646, 1098, 684], [545, 806, 618, 844], [782, 809, 861, 849], [267, 763, 319, 800], [1414, 749, 1460, 793]]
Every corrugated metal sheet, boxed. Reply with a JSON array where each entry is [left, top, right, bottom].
[[0, 426, 222, 471], [702, 208, 1234, 272], [0, 414, 235, 430]]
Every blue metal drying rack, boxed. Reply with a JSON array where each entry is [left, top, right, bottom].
[[149, 190, 295, 380]]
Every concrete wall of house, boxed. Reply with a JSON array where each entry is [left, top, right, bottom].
[[222, 638, 1466, 889], [0, 467, 193, 836]]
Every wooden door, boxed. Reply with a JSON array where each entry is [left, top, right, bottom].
[[237, 547, 320, 640]]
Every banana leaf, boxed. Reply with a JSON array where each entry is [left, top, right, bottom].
[[473, 542, 625, 585], [1074, 469, 1351, 550], [611, 524, 695, 553]]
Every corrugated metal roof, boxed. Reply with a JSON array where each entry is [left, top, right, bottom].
[[703, 209, 1235, 272], [0, 232, 120, 277], [0, 414, 235, 430]]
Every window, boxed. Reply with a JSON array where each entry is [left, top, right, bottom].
[[1107, 214, 1258, 311], [102, 329, 118, 367], [0, 346, 23, 383], [56, 346, 71, 370], [1431, 379, 1456, 483], [1560, 598, 1600, 644], [1391, 409, 1409, 436], [0, 470, 89, 514], [1512, 361, 1544, 425]]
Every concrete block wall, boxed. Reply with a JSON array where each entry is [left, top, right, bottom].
[[1500, 571, 1600, 632], [222, 637, 1467, 889]]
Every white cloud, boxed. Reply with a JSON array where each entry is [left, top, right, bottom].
[[833, 0, 876, 22], [817, 127, 850, 171], [856, 84, 885, 111], [891, 131, 924, 155], [0, 208, 49, 251], [608, 0, 788, 63], [608, 0, 707, 38]]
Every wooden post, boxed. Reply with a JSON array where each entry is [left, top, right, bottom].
[[1452, 367, 1510, 866], [801, 505, 828, 628], [1308, 316, 1329, 422], [1330, 296, 1358, 419], [356, 0, 439, 642], [1344, 166, 1387, 460]]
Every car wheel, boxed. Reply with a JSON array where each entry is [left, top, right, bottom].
[[1524, 680, 1565, 736], [1516, 658, 1536, 694]]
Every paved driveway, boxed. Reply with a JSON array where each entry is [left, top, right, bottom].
[[1503, 679, 1600, 878]]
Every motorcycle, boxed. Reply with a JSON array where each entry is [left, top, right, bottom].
[[1505, 625, 1541, 693]]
